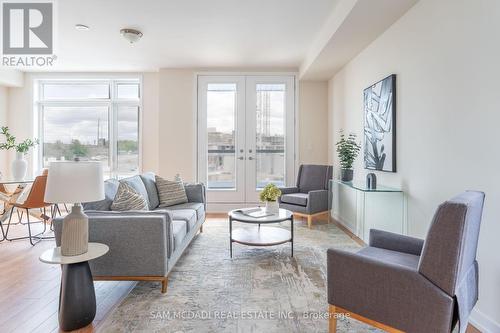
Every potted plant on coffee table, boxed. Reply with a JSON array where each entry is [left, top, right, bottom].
[[336, 130, 361, 182], [260, 183, 282, 214]]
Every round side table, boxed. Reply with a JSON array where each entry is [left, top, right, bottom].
[[39, 243, 109, 331]]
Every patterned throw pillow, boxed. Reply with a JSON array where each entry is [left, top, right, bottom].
[[156, 175, 188, 207], [111, 182, 149, 211]]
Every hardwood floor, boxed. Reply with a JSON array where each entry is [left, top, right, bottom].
[[0, 215, 483, 333], [0, 219, 136, 333]]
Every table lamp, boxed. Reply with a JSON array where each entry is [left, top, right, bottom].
[[45, 161, 104, 256]]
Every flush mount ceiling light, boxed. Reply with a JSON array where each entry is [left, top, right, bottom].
[[120, 28, 143, 44], [75, 24, 89, 31]]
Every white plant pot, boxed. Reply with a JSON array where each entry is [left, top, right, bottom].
[[12, 152, 28, 181], [265, 201, 279, 214]]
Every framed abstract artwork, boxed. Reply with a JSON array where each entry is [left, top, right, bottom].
[[363, 74, 396, 172]]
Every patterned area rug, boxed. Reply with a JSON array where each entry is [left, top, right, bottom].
[[99, 218, 381, 333]]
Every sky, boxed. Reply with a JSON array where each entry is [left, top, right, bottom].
[[43, 106, 138, 144], [207, 85, 286, 136]]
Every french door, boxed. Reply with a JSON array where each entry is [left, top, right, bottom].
[[198, 75, 295, 206]]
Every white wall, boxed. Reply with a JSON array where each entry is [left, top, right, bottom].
[[142, 72, 160, 173], [0, 67, 23, 87], [158, 69, 197, 181], [0, 86, 8, 176], [328, 0, 500, 329], [298, 81, 329, 165]]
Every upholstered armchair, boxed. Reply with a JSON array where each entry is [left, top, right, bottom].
[[327, 191, 485, 333], [279, 164, 332, 228]]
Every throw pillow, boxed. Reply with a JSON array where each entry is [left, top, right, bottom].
[[156, 175, 188, 207], [111, 182, 148, 211], [121, 175, 150, 208]]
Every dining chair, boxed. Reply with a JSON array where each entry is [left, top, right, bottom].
[[0, 185, 6, 241], [4, 170, 55, 245]]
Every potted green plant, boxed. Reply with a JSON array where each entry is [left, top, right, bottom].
[[335, 131, 361, 182], [0, 126, 39, 180], [259, 183, 282, 214]]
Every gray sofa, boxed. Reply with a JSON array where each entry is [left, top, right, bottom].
[[327, 191, 485, 333], [54, 172, 206, 293]]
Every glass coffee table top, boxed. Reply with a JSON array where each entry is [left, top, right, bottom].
[[229, 208, 293, 223]]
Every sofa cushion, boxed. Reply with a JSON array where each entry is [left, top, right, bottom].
[[83, 179, 119, 211], [156, 176, 188, 207], [160, 208, 196, 233], [140, 172, 160, 210], [172, 220, 188, 253], [111, 182, 149, 211], [166, 202, 204, 220], [121, 175, 150, 208], [280, 193, 308, 207]]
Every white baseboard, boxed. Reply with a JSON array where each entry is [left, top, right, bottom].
[[469, 308, 500, 333]]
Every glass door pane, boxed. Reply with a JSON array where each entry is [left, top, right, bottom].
[[246, 76, 295, 203], [207, 83, 237, 189], [198, 76, 246, 204], [255, 83, 286, 188]]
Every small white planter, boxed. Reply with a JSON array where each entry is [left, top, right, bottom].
[[12, 152, 28, 181], [265, 201, 279, 214]]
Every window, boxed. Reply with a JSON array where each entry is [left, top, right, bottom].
[[36, 79, 141, 178]]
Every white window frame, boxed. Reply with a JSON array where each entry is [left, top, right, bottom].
[[35, 78, 143, 178]]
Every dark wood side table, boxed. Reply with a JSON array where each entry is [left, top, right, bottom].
[[39, 243, 109, 331]]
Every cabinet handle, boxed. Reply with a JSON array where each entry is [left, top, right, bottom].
[[248, 157, 254, 160]]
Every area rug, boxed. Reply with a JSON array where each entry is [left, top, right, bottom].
[[99, 218, 381, 332]]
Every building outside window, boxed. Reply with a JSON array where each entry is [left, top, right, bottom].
[[35, 79, 141, 178]]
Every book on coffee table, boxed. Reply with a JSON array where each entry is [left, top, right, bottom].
[[234, 207, 273, 218]]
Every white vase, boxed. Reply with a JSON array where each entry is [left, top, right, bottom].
[[12, 152, 28, 181], [265, 201, 279, 214]]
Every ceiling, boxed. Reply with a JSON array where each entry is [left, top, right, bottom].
[[6, 0, 419, 79], [39, 0, 337, 72]]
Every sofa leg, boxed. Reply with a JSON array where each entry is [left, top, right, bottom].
[[161, 277, 168, 294], [329, 305, 337, 333], [200, 225, 203, 233], [307, 215, 312, 228]]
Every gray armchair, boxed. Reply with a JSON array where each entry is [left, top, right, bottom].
[[327, 191, 485, 333], [279, 164, 332, 228]]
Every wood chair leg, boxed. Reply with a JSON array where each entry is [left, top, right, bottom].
[[307, 215, 312, 228], [161, 277, 168, 294], [329, 305, 337, 333]]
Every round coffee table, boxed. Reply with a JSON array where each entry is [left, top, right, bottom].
[[228, 208, 294, 257]]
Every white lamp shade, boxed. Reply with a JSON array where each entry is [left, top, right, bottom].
[[44, 161, 105, 204]]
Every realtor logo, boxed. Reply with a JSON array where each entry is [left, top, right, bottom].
[[2, 2, 53, 54]]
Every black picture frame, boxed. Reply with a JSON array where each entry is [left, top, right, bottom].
[[363, 74, 396, 172]]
